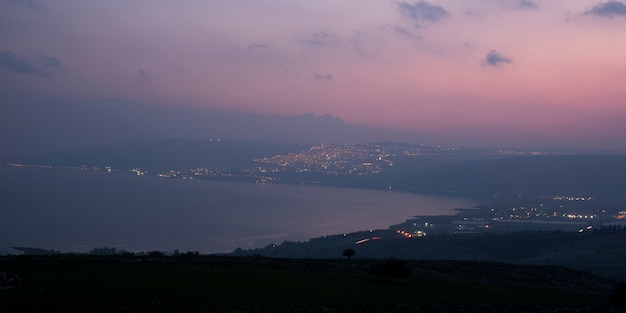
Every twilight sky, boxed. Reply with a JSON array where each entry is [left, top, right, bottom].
[[2, 0, 626, 150]]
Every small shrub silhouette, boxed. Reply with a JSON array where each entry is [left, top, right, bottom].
[[610, 284, 626, 307], [368, 258, 411, 281], [147, 251, 166, 257]]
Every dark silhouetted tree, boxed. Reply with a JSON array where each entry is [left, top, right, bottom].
[[342, 248, 355, 261], [368, 258, 411, 281]]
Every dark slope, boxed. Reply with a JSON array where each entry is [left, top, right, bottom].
[[403, 155, 626, 203], [20, 139, 308, 172], [1, 92, 419, 159], [234, 230, 626, 281], [0, 255, 621, 312]]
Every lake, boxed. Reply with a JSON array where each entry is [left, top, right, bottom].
[[0, 165, 475, 254]]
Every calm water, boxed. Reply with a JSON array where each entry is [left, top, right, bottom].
[[0, 166, 475, 254]]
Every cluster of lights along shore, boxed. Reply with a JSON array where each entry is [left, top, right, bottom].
[[4, 142, 622, 235], [0, 143, 610, 188], [386, 205, 622, 239], [3, 142, 563, 181], [143, 142, 563, 181]]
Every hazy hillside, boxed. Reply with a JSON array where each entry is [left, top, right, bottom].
[[17, 143, 626, 204], [20, 139, 308, 172], [404, 155, 626, 203], [0, 92, 419, 159]]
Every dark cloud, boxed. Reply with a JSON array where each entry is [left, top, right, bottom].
[[349, 31, 364, 44], [126, 69, 148, 83], [247, 44, 267, 50], [515, 0, 537, 9], [314, 73, 333, 80], [393, 26, 424, 39], [136, 69, 148, 82], [7, 0, 37, 7], [0, 50, 63, 76], [305, 31, 338, 46], [464, 10, 480, 17], [483, 50, 512, 67], [584, 1, 626, 17], [394, 26, 413, 36], [397, 1, 449, 22]]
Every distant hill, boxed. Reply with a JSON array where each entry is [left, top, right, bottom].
[[20, 139, 308, 172], [0, 92, 420, 159], [403, 155, 626, 203], [19, 144, 626, 203]]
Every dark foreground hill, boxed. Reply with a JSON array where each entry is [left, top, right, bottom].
[[234, 230, 626, 282], [1, 255, 624, 313]]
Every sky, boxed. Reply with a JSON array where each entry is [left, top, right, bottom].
[[2, 0, 626, 150]]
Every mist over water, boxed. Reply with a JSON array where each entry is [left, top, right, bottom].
[[0, 166, 475, 254]]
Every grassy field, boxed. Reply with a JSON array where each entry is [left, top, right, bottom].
[[1, 255, 623, 312]]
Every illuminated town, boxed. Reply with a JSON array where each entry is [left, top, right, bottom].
[[4, 142, 623, 235], [147, 142, 560, 183]]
